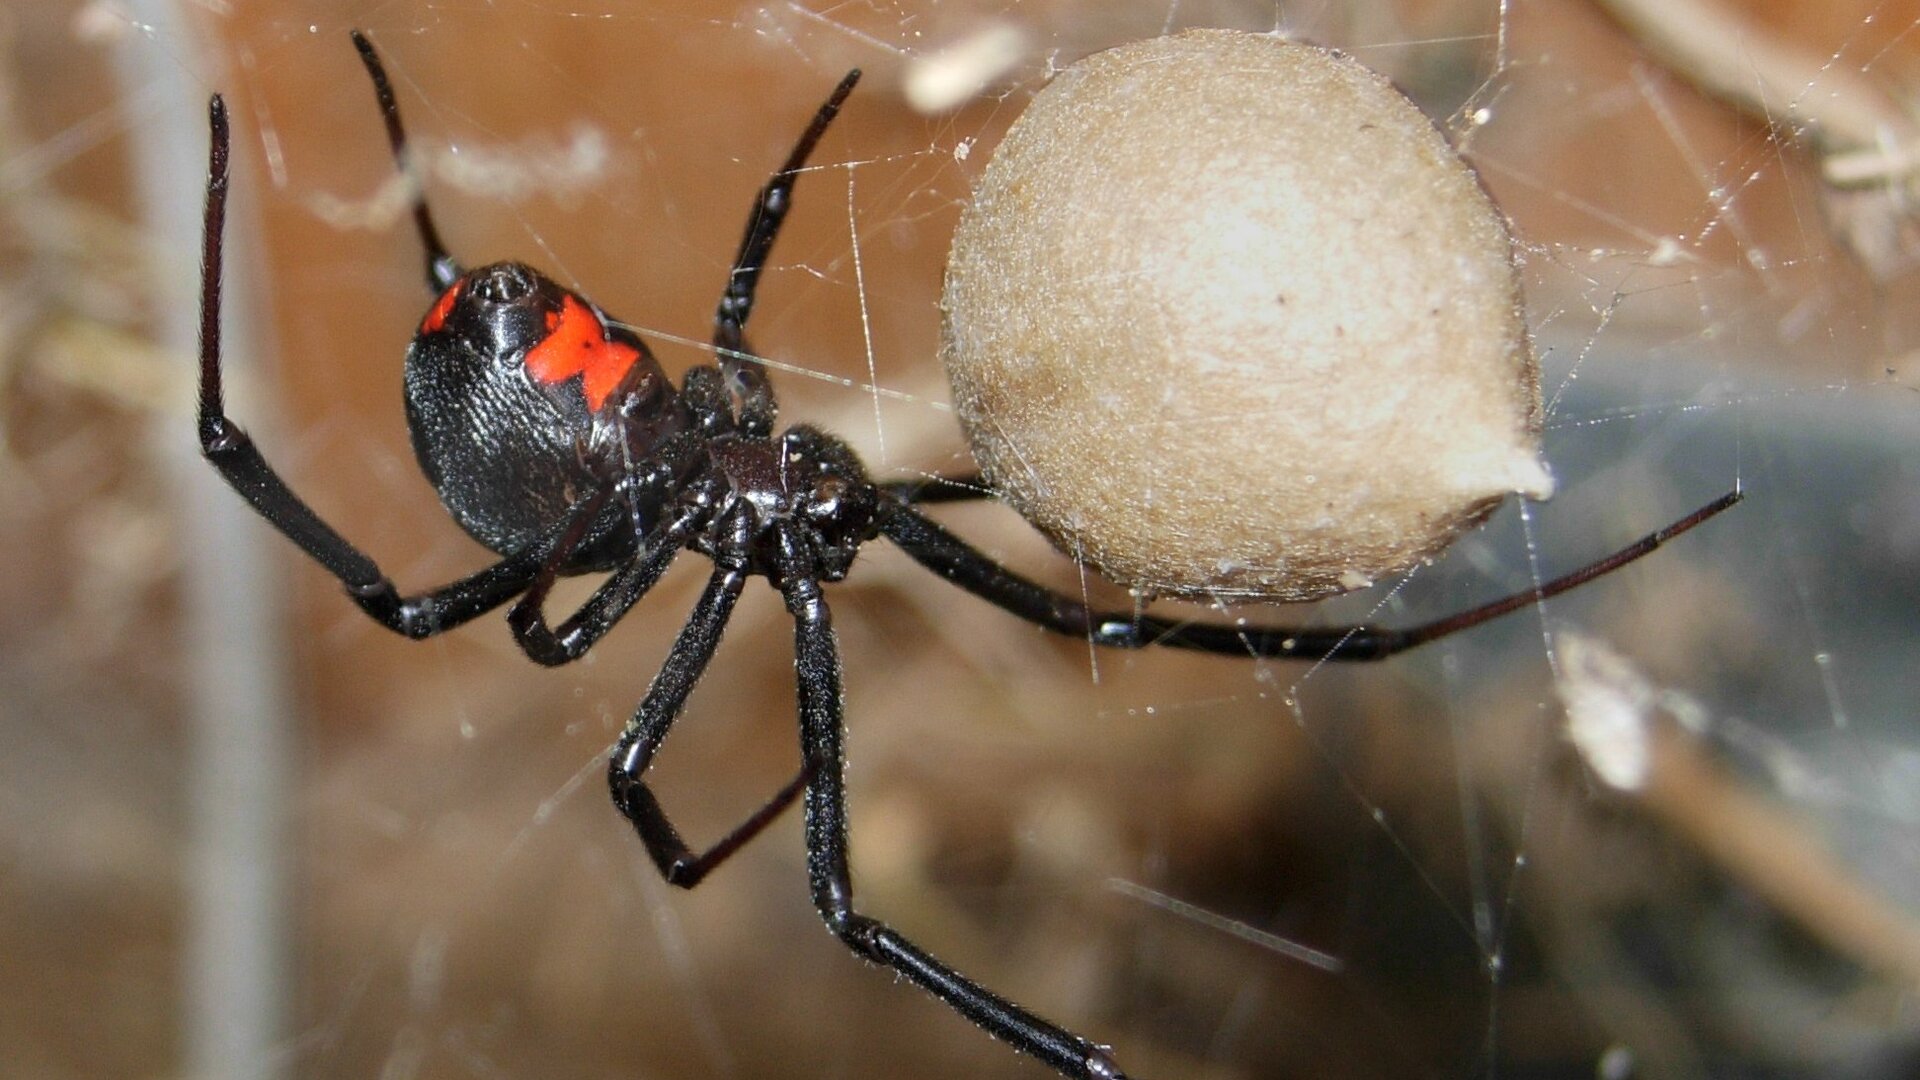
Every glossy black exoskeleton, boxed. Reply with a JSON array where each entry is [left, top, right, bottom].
[[192, 30, 1738, 1080], [404, 261, 663, 570], [403, 254, 880, 580]]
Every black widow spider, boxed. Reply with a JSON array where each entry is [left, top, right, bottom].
[[196, 33, 1739, 1080]]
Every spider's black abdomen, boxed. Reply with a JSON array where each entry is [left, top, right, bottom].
[[403, 262, 672, 570], [404, 329, 599, 560]]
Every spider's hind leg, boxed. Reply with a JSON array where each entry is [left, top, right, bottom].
[[198, 93, 558, 638], [350, 30, 461, 291]]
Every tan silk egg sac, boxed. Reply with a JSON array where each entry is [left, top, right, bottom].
[[940, 29, 1554, 601]]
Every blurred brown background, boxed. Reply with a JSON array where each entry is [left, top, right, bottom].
[[5, 1, 1920, 1078]]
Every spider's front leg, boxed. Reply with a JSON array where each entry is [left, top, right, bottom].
[[711, 69, 860, 437], [881, 492, 1740, 660], [349, 30, 461, 292], [879, 472, 992, 504], [198, 95, 557, 639], [777, 565, 1128, 1080]]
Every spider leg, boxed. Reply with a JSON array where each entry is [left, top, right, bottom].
[[880, 490, 1741, 660], [624, 756, 814, 890], [198, 96, 554, 638], [350, 31, 460, 292], [779, 568, 1126, 1080], [507, 495, 701, 667], [607, 565, 811, 886], [712, 69, 861, 438], [879, 472, 992, 504]]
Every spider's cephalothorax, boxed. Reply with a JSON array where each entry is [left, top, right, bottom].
[[684, 424, 882, 584], [194, 31, 1737, 1080]]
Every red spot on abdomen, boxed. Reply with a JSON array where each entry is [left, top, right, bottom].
[[422, 280, 462, 333], [523, 295, 641, 411]]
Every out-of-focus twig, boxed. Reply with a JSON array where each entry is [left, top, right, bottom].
[[1595, 0, 1916, 159], [1595, 0, 1920, 278], [1560, 634, 1920, 987]]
